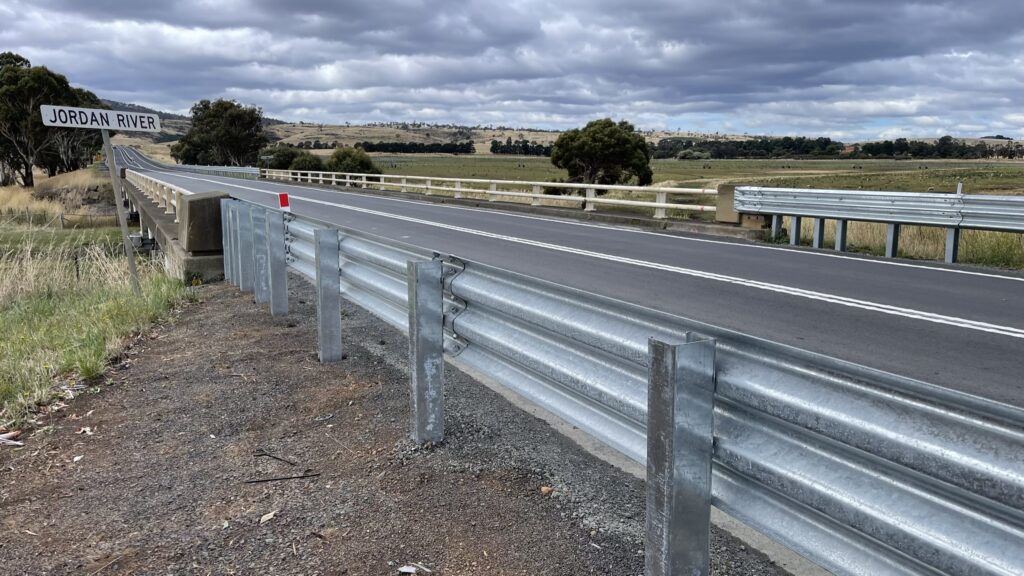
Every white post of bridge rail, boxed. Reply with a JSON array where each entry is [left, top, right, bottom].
[[314, 229, 343, 363], [454, 181, 462, 199], [585, 188, 596, 212], [645, 334, 715, 576], [407, 260, 445, 445], [532, 185, 542, 206], [654, 191, 668, 219]]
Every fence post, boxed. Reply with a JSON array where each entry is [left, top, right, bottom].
[[585, 188, 596, 211], [945, 227, 960, 264], [251, 208, 270, 305], [645, 335, 716, 576], [314, 229, 343, 362], [812, 218, 826, 248], [237, 203, 255, 292], [835, 219, 849, 252], [266, 210, 289, 316], [789, 216, 802, 245], [886, 223, 901, 258], [407, 260, 445, 444], [770, 214, 783, 240], [220, 199, 232, 283], [654, 191, 668, 219]]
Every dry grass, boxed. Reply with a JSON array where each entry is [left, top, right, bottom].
[[794, 218, 1024, 268], [0, 185, 64, 221], [35, 165, 109, 194], [0, 224, 189, 426]]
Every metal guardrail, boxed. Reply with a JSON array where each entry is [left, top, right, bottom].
[[203, 176, 1024, 576], [120, 146, 259, 179], [261, 168, 717, 219], [735, 186, 1024, 262]]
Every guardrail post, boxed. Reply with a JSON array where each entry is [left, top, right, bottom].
[[886, 223, 901, 258], [220, 199, 233, 284], [835, 219, 849, 252], [654, 191, 668, 219], [407, 260, 445, 444], [229, 204, 241, 286], [945, 228, 960, 263], [251, 208, 270, 305], [790, 216, 802, 245], [770, 214, 783, 240], [646, 335, 715, 576], [314, 229, 343, 362], [585, 188, 596, 212], [237, 203, 255, 292], [812, 218, 826, 248], [266, 210, 289, 316]]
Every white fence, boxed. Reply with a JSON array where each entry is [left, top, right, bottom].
[[261, 168, 717, 219]]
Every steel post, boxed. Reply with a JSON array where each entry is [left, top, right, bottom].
[[266, 210, 289, 316], [790, 216, 802, 245], [237, 203, 255, 292], [835, 219, 849, 252], [645, 335, 716, 576], [945, 227, 961, 264], [812, 218, 826, 248], [770, 214, 783, 240], [251, 208, 270, 304], [407, 260, 445, 444], [886, 223, 901, 258], [314, 229, 343, 362], [230, 204, 242, 286], [220, 199, 232, 283]]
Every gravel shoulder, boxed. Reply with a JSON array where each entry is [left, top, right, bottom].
[[0, 276, 793, 575]]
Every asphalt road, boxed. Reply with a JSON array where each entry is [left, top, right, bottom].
[[117, 147, 1024, 407]]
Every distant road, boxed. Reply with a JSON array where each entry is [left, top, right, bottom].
[[117, 147, 1024, 407]]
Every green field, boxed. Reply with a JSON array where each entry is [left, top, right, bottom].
[[370, 155, 1024, 195]]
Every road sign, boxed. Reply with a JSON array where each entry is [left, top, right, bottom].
[[40, 103, 146, 296], [278, 193, 291, 212], [40, 105, 161, 133]]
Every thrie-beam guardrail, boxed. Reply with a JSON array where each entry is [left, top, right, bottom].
[[196, 172, 1024, 576], [261, 168, 717, 219], [735, 185, 1024, 263]]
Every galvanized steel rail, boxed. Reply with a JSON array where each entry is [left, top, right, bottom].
[[735, 185, 1024, 262], [204, 184, 1024, 576]]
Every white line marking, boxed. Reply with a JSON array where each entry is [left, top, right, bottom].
[[122, 147, 1024, 284], [134, 166, 1024, 340]]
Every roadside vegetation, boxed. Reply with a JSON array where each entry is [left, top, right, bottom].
[[0, 189, 190, 427]]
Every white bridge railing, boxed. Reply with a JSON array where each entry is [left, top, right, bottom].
[[261, 168, 717, 219]]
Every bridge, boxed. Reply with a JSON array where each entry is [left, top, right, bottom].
[[113, 145, 1024, 575]]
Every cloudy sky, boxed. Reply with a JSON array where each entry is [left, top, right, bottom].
[[3, 0, 1023, 140]]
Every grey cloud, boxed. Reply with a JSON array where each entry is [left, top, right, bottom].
[[3, 0, 1024, 138]]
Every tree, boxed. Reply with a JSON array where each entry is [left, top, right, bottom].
[[550, 119, 652, 186], [325, 147, 380, 174], [266, 146, 300, 169], [170, 99, 268, 166], [288, 152, 324, 171]]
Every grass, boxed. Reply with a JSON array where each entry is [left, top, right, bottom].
[[0, 223, 190, 427]]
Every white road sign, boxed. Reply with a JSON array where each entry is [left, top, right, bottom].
[[40, 104, 161, 133]]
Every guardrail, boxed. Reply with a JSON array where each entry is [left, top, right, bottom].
[[735, 186, 1024, 263], [120, 147, 259, 179], [261, 168, 717, 219], [201, 169, 1024, 576]]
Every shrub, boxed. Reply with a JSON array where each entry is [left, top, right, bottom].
[[288, 153, 324, 172], [267, 147, 300, 169], [325, 147, 381, 174]]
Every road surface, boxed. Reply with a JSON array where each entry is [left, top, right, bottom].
[[116, 147, 1024, 408]]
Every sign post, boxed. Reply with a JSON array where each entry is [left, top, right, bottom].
[[41, 105, 162, 297]]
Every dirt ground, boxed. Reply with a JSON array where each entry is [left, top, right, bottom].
[[0, 278, 793, 575]]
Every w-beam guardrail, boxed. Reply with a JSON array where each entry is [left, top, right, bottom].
[[200, 167, 1024, 576], [261, 168, 717, 220], [735, 186, 1024, 263], [120, 146, 259, 179]]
